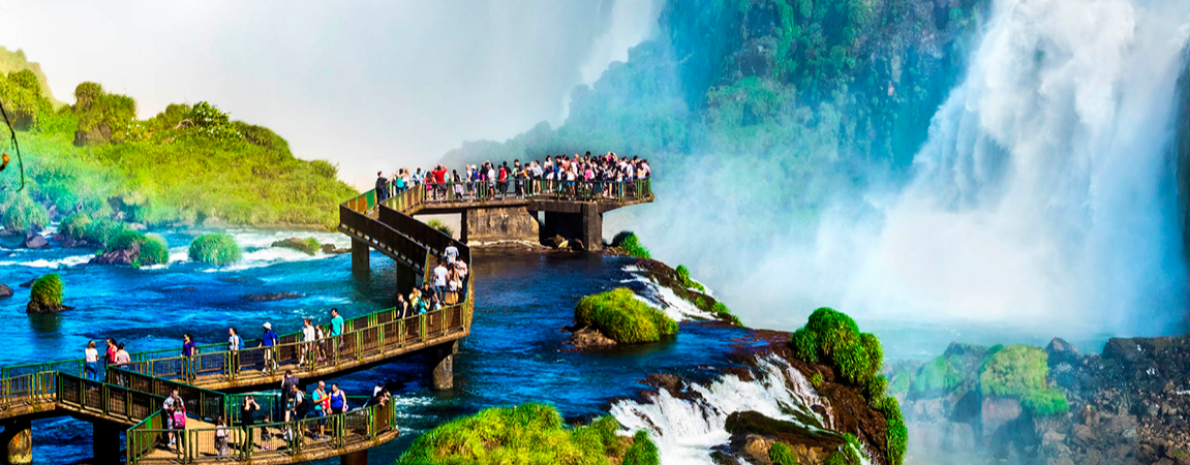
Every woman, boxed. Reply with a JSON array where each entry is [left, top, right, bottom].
[[172, 403, 187, 453], [114, 343, 131, 366], [181, 333, 197, 380], [242, 395, 264, 450], [452, 169, 464, 200], [315, 324, 327, 362], [329, 383, 347, 439], [84, 341, 100, 380], [397, 293, 409, 319], [394, 168, 407, 194]]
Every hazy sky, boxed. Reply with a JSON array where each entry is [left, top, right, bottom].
[[0, 0, 661, 188]]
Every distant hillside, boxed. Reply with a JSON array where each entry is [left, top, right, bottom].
[[0, 53, 357, 233]]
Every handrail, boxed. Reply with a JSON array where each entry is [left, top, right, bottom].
[[376, 178, 653, 205]]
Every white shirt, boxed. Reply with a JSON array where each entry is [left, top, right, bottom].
[[85, 348, 99, 363], [433, 266, 448, 287], [303, 325, 316, 342]]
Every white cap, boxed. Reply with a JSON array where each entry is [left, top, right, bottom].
[[263, 322, 272, 329]]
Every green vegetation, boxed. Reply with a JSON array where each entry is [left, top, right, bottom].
[[674, 265, 706, 292], [979, 344, 1069, 416], [824, 434, 864, 465], [769, 442, 798, 465], [29, 273, 63, 308], [427, 219, 454, 237], [622, 430, 659, 465], [809, 373, 824, 389], [611, 231, 650, 259], [103, 230, 170, 266], [575, 288, 678, 344], [395, 403, 651, 465], [710, 301, 742, 326], [911, 354, 964, 395], [790, 307, 905, 465], [188, 233, 242, 266], [0, 52, 357, 232], [303, 237, 320, 252]]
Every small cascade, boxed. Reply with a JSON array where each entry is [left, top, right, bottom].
[[610, 354, 842, 464], [620, 264, 715, 321]]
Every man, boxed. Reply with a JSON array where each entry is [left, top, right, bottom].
[[281, 371, 298, 421], [260, 322, 279, 373], [162, 388, 179, 447], [443, 243, 459, 265], [433, 261, 449, 303], [375, 171, 389, 204], [301, 318, 316, 368], [227, 327, 242, 374], [330, 308, 344, 356], [311, 380, 329, 440]]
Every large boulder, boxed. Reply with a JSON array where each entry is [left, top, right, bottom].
[[0, 285, 12, 299], [90, 247, 138, 265], [981, 397, 1023, 439], [321, 243, 350, 255], [21, 233, 48, 250], [1046, 338, 1081, 366], [566, 327, 617, 349]]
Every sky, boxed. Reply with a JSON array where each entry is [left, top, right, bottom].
[[0, 0, 662, 188]]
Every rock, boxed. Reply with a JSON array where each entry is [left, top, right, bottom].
[[1073, 424, 1095, 446], [21, 233, 48, 250], [981, 397, 1023, 438], [242, 292, 304, 303], [1046, 337, 1081, 366], [567, 327, 616, 349], [90, 247, 138, 265], [724, 411, 844, 451], [26, 301, 72, 314], [735, 434, 772, 465], [18, 279, 33, 288], [271, 237, 317, 256], [321, 244, 350, 255], [543, 235, 568, 249], [0, 285, 12, 299], [643, 373, 683, 394]]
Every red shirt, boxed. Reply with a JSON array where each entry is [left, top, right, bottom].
[[433, 169, 446, 183], [498, 168, 507, 181]]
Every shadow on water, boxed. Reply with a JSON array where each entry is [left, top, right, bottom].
[[27, 313, 61, 334]]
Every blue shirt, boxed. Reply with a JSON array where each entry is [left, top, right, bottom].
[[331, 316, 344, 336], [262, 330, 278, 347]]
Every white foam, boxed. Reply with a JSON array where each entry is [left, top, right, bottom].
[[622, 265, 714, 321], [611, 354, 846, 465], [0, 254, 93, 269]]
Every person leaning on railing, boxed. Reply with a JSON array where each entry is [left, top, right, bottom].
[[228, 327, 242, 374], [181, 333, 197, 381]]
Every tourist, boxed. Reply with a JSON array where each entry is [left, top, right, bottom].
[[181, 333, 197, 380], [163, 388, 178, 448], [433, 260, 449, 303], [228, 327, 241, 374], [394, 168, 407, 195], [408, 289, 421, 317], [261, 322, 279, 373], [452, 169, 464, 200], [397, 292, 409, 319], [315, 324, 327, 362], [241, 395, 264, 450], [454, 259, 469, 299], [281, 370, 298, 421], [114, 342, 130, 366], [301, 318, 316, 368], [104, 338, 117, 370], [444, 243, 459, 265], [284, 383, 305, 443], [330, 308, 344, 357], [172, 401, 187, 454], [311, 380, 329, 440], [375, 171, 389, 204], [84, 341, 100, 380], [329, 383, 347, 438], [214, 416, 229, 457]]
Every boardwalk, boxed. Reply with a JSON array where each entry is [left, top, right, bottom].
[[0, 177, 652, 464]]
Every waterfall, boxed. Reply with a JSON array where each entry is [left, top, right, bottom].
[[610, 354, 837, 464], [826, 0, 1190, 335]]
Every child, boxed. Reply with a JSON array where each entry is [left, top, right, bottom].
[[214, 416, 228, 457], [172, 405, 187, 454]]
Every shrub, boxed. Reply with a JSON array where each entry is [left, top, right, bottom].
[[395, 403, 634, 465], [979, 344, 1048, 397], [30, 273, 63, 307], [769, 442, 798, 465], [575, 288, 679, 344], [1021, 388, 1070, 416], [303, 237, 320, 252], [138, 234, 170, 266], [427, 219, 454, 237], [1, 193, 49, 233], [809, 373, 824, 389], [675, 264, 706, 292], [188, 233, 241, 266], [612, 231, 650, 258], [911, 355, 963, 396], [59, 212, 90, 239], [80, 219, 127, 246], [622, 430, 659, 465]]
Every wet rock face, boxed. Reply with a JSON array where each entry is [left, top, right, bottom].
[[90, 247, 138, 265], [321, 244, 349, 255], [242, 292, 304, 303], [25, 301, 71, 314], [0, 285, 12, 299], [272, 237, 317, 256], [566, 327, 617, 349], [20, 233, 48, 250]]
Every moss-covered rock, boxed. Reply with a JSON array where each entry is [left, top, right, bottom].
[[271, 237, 319, 256], [575, 288, 678, 344], [188, 233, 241, 266], [93, 230, 169, 266], [769, 442, 799, 465], [395, 403, 644, 465], [611, 231, 650, 258], [27, 273, 67, 313], [979, 344, 1068, 416]]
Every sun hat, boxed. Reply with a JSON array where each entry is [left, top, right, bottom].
[[263, 322, 272, 329]]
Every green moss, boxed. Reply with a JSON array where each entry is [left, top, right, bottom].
[[575, 288, 678, 344], [79, 219, 128, 246], [612, 231, 651, 259], [769, 442, 799, 465], [979, 344, 1048, 397], [675, 265, 706, 292], [188, 233, 241, 266], [824, 434, 863, 465], [427, 219, 454, 237], [1, 193, 49, 233], [303, 237, 320, 252], [396, 404, 635, 465], [910, 355, 963, 396], [877, 396, 908, 465], [810, 373, 824, 389], [30, 273, 63, 307], [1020, 388, 1070, 416], [138, 234, 170, 266], [622, 430, 659, 465]]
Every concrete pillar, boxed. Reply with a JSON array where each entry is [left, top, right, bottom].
[[0, 418, 31, 465], [92, 421, 121, 464], [341, 449, 368, 465], [429, 341, 458, 391], [580, 204, 603, 251], [351, 238, 370, 277], [396, 262, 416, 296]]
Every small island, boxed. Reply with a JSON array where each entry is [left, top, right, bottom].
[[188, 233, 242, 266], [26, 273, 69, 313], [569, 287, 679, 348]]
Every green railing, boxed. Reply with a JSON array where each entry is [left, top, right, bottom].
[[377, 178, 653, 205]]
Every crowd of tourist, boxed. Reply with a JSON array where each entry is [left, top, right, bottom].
[[374, 151, 651, 203]]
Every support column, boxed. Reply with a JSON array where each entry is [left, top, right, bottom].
[[351, 238, 370, 277], [92, 421, 121, 464], [396, 262, 416, 296], [429, 341, 458, 391], [580, 204, 603, 251], [0, 418, 31, 465], [341, 449, 368, 465]]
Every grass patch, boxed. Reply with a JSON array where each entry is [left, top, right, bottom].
[[303, 237, 320, 252], [575, 288, 678, 344], [30, 273, 63, 308], [769, 442, 798, 465], [104, 230, 170, 266], [979, 344, 1068, 416], [395, 403, 644, 465], [611, 231, 650, 258], [188, 233, 241, 266], [427, 219, 454, 237], [674, 265, 705, 292], [1, 192, 48, 234]]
